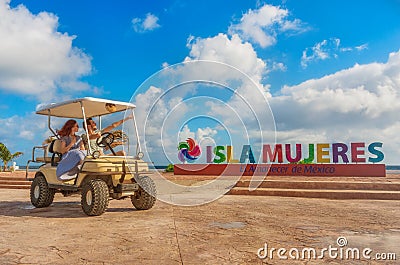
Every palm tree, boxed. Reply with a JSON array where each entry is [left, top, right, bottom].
[[0, 142, 23, 171]]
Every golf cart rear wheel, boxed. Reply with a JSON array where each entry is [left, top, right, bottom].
[[30, 174, 55, 208], [81, 179, 109, 216], [131, 176, 156, 210]]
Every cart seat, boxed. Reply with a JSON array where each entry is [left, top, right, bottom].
[[49, 139, 63, 166]]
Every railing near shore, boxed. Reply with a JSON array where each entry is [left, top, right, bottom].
[[15, 165, 168, 172]]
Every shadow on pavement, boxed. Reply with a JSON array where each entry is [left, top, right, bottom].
[[0, 201, 139, 218]]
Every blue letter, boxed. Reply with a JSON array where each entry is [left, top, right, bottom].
[[368, 142, 384, 163], [240, 145, 255, 163]]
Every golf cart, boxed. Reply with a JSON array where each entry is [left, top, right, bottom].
[[26, 97, 156, 216]]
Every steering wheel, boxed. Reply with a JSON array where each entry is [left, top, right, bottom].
[[96, 132, 116, 155]]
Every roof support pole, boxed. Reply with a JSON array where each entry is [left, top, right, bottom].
[[80, 101, 92, 155], [131, 109, 141, 157], [47, 110, 58, 138]]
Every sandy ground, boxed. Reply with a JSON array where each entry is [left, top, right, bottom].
[[0, 173, 400, 264]]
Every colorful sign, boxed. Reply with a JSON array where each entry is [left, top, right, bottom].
[[176, 141, 385, 177], [205, 142, 384, 164]]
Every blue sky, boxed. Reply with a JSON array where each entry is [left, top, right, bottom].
[[1, 0, 400, 166]]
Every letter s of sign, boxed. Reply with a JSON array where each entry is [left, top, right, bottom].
[[368, 142, 384, 163], [213, 146, 226, 163]]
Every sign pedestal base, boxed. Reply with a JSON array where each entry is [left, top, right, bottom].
[[174, 164, 386, 177]]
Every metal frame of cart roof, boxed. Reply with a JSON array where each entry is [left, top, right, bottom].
[[36, 97, 140, 156]]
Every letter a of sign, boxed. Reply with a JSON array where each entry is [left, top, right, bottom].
[[240, 145, 255, 163]]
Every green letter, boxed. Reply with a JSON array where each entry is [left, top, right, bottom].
[[213, 146, 226, 163]]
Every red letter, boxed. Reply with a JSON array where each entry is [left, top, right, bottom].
[[263, 144, 283, 163], [351, 142, 366, 163]]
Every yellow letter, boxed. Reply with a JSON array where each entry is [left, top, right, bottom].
[[317, 143, 330, 163]]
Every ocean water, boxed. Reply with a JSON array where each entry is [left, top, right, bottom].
[[386, 165, 400, 174]]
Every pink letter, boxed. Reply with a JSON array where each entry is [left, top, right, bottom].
[[285, 144, 302, 163], [206, 146, 213, 163]]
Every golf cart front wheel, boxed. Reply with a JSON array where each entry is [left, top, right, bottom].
[[81, 179, 109, 216], [131, 176, 156, 210]]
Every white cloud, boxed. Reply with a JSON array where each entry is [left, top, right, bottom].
[[135, 34, 400, 164], [355, 43, 368, 51], [150, 35, 275, 158], [185, 33, 274, 128], [270, 61, 287, 72], [0, 113, 49, 164], [132, 13, 161, 33], [196, 127, 218, 141], [133, 85, 166, 136], [178, 125, 217, 145], [178, 125, 195, 141], [271, 49, 400, 163], [228, 4, 309, 48], [284, 50, 400, 117], [130, 58, 275, 164], [186, 33, 268, 89], [0, 0, 92, 100], [18, 130, 34, 140], [131, 85, 189, 162], [301, 38, 369, 68], [301, 38, 339, 68], [131, 3, 399, 165]]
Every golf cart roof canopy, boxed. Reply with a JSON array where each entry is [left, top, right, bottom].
[[36, 97, 136, 119]]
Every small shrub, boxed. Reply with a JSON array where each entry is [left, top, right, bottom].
[[165, 164, 174, 172]]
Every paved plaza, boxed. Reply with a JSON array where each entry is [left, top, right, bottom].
[[0, 187, 399, 264]]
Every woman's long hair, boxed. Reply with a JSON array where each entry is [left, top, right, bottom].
[[58, 119, 77, 137]]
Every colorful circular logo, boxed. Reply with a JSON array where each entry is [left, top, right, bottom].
[[178, 138, 201, 163]]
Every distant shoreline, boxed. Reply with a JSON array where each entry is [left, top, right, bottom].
[[14, 165, 400, 170]]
